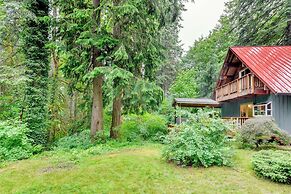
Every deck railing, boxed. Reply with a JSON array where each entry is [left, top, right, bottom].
[[216, 74, 265, 102], [223, 117, 249, 128]]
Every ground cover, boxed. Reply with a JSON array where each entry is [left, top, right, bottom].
[[0, 144, 290, 194]]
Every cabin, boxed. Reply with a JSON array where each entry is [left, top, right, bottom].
[[215, 46, 291, 134]]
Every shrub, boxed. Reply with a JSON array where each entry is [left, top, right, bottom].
[[237, 117, 291, 148], [158, 99, 175, 124], [119, 113, 168, 142], [0, 121, 41, 162], [162, 110, 232, 167], [252, 150, 291, 184], [54, 130, 95, 150]]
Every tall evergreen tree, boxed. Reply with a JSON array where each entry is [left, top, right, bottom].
[[231, 0, 289, 45], [23, 0, 50, 145], [108, 0, 186, 138], [90, 0, 104, 138]]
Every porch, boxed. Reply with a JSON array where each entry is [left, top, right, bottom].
[[172, 98, 252, 128], [172, 98, 221, 124], [216, 73, 267, 102], [223, 117, 249, 128]]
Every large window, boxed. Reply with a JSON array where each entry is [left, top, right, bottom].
[[253, 102, 272, 116]]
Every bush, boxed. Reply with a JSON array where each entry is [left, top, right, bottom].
[[0, 121, 41, 162], [237, 117, 291, 148], [119, 113, 168, 142], [252, 150, 291, 184], [54, 130, 96, 150], [158, 99, 175, 124], [162, 110, 232, 167]]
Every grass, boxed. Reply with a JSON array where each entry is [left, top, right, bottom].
[[0, 144, 290, 194]]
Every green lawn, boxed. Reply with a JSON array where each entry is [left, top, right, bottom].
[[0, 144, 290, 194]]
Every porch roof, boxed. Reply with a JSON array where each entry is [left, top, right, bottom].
[[173, 98, 221, 108]]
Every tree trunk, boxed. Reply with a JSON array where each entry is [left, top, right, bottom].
[[69, 91, 77, 121], [110, 91, 122, 138], [90, 0, 103, 139], [48, 2, 60, 142], [110, 0, 123, 139], [90, 67, 104, 138]]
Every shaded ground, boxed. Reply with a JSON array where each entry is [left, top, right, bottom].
[[0, 144, 290, 194]]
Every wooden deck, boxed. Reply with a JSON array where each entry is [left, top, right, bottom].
[[216, 74, 267, 102]]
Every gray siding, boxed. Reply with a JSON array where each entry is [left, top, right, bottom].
[[221, 94, 291, 134], [270, 94, 291, 134], [221, 95, 270, 117]]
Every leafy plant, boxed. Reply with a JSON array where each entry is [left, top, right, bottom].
[[54, 130, 96, 150], [162, 110, 232, 167], [170, 68, 198, 98], [0, 121, 41, 162], [158, 99, 175, 124], [119, 113, 168, 142], [123, 79, 164, 115], [237, 117, 291, 148], [252, 150, 291, 184]]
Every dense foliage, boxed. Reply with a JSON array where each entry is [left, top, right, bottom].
[[252, 150, 291, 184], [237, 117, 291, 148], [54, 130, 94, 150], [0, 121, 41, 162], [162, 111, 232, 167], [170, 68, 198, 98], [119, 113, 168, 142], [231, 0, 290, 46], [22, 0, 50, 145], [0, 2, 26, 121]]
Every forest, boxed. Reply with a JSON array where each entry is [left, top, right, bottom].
[[0, 0, 291, 193]]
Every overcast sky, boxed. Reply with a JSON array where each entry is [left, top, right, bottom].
[[179, 0, 228, 51]]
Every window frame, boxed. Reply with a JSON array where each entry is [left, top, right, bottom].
[[253, 102, 272, 117]]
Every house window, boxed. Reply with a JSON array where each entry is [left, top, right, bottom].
[[239, 68, 251, 78], [266, 102, 272, 116], [253, 102, 272, 116]]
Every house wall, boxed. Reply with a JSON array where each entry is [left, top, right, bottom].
[[221, 95, 270, 117], [221, 94, 291, 134], [270, 94, 291, 134]]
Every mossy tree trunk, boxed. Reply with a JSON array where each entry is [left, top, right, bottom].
[[23, 0, 50, 145], [90, 0, 104, 139]]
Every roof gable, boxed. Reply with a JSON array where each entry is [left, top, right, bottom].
[[229, 46, 291, 94]]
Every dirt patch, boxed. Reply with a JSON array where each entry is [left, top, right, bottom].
[[39, 162, 75, 174]]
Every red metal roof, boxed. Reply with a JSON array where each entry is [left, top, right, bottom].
[[230, 46, 291, 94]]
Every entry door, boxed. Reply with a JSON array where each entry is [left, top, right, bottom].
[[240, 103, 253, 118]]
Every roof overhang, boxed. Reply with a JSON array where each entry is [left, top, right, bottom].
[[173, 98, 221, 108]]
